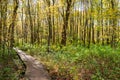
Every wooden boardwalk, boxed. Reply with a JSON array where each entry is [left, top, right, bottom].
[[13, 48, 51, 80]]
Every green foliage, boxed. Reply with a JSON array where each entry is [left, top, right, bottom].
[[19, 44, 120, 80], [0, 48, 22, 80]]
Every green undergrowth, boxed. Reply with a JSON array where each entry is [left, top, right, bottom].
[[0, 48, 25, 80], [19, 43, 120, 80]]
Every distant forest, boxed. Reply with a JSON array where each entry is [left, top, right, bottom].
[[0, 0, 120, 50]]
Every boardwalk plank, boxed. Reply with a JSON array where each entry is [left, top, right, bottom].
[[13, 48, 51, 80]]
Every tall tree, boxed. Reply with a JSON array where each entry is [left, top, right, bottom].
[[110, 0, 117, 48], [9, 0, 19, 48], [60, 0, 74, 46], [28, 0, 34, 44]]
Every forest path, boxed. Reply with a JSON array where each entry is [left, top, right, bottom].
[[13, 48, 51, 80]]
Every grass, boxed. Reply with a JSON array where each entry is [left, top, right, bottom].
[[19, 43, 120, 80], [0, 47, 25, 80]]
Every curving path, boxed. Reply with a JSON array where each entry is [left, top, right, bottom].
[[13, 48, 51, 80]]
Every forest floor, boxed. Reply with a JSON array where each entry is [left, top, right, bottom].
[[13, 48, 51, 80], [19, 44, 120, 80], [0, 49, 24, 80]]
